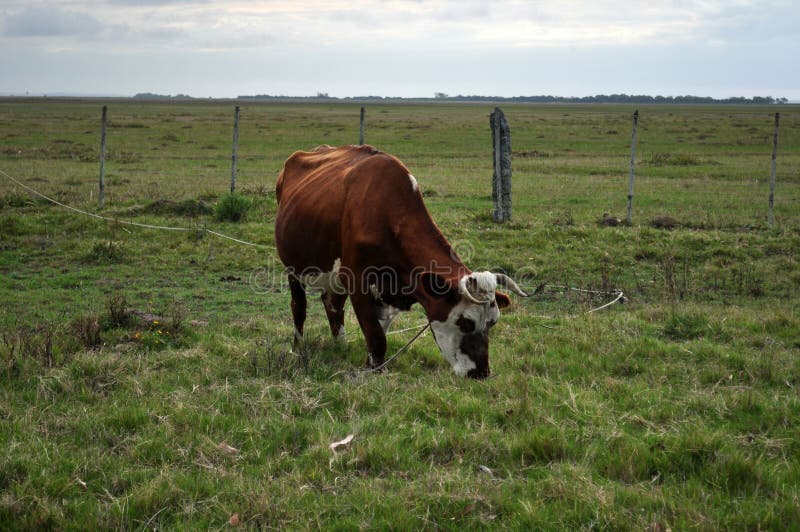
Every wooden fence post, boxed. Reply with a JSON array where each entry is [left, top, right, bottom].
[[99, 105, 107, 208], [359, 107, 365, 145], [231, 106, 240, 193], [768, 112, 780, 228], [626, 109, 639, 225], [490, 107, 512, 222]]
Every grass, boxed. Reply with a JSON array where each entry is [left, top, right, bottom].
[[1, 98, 799, 528]]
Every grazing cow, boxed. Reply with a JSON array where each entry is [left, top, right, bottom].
[[275, 145, 526, 378]]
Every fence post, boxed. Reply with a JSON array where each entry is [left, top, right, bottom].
[[768, 112, 780, 228], [626, 109, 639, 225], [231, 106, 240, 193], [490, 107, 512, 222], [99, 105, 107, 208], [359, 107, 365, 145]]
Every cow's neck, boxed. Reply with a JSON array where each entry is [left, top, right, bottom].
[[391, 216, 470, 321]]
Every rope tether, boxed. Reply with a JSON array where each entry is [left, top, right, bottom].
[[0, 169, 275, 250]]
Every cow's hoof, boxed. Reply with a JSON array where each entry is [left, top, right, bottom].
[[365, 353, 385, 372]]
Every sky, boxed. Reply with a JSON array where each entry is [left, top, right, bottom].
[[0, 0, 798, 100]]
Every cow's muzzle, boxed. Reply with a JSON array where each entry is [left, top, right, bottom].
[[460, 330, 489, 379]]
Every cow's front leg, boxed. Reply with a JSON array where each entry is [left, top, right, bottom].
[[350, 292, 387, 369]]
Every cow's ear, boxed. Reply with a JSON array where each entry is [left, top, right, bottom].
[[495, 291, 511, 309], [417, 272, 458, 302]]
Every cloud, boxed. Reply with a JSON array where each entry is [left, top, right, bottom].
[[2, 5, 102, 37], [106, 0, 210, 4], [0, 0, 797, 98], [4, 1, 796, 53]]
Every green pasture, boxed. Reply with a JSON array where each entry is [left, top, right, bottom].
[[1, 98, 799, 529]]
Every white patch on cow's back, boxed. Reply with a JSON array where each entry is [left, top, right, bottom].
[[408, 174, 419, 193]]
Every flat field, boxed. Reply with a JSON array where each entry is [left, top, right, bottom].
[[1, 98, 799, 529]]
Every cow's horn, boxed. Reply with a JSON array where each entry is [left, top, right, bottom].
[[495, 273, 529, 297], [458, 275, 493, 304]]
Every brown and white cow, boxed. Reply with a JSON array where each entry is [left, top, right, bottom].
[[275, 145, 526, 378]]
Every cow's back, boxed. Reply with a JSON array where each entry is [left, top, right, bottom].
[[275, 145, 382, 272]]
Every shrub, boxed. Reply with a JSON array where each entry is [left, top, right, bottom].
[[86, 240, 127, 263], [135, 198, 213, 218], [214, 192, 252, 222]]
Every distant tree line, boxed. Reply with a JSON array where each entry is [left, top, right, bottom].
[[138, 92, 788, 105], [134, 93, 196, 100], [434, 94, 789, 105]]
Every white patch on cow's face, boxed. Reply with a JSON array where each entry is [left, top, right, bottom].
[[430, 295, 501, 378], [408, 174, 419, 193]]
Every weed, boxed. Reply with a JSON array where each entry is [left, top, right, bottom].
[[0, 330, 21, 378], [70, 314, 102, 350], [165, 298, 188, 334], [19, 321, 59, 368], [106, 293, 130, 328], [85, 240, 127, 263], [660, 252, 692, 299], [730, 262, 764, 297]]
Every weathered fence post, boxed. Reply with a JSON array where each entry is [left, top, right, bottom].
[[626, 109, 639, 225], [99, 105, 107, 208], [359, 107, 365, 145], [231, 106, 240, 193], [490, 107, 512, 222], [768, 112, 780, 228]]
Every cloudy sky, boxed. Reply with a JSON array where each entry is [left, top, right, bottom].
[[1, 0, 797, 99]]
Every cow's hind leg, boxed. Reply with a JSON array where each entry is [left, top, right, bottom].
[[322, 291, 348, 341], [288, 276, 307, 347], [350, 292, 387, 369]]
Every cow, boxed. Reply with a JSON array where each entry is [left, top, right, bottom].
[[275, 144, 527, 378]]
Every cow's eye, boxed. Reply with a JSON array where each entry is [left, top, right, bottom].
[[456, 316, 475, 333]]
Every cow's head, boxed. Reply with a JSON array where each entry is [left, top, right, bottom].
[[418, 271, 527, 379]]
